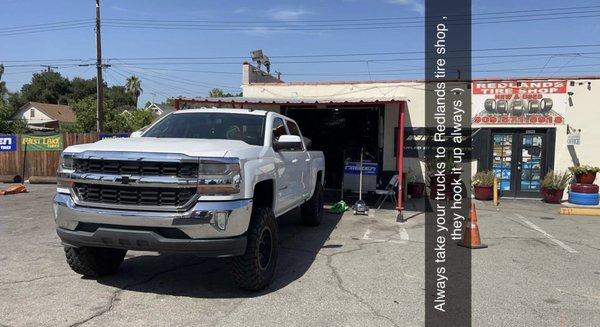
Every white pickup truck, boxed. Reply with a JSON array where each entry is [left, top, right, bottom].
[[53, 108, 325, 290]]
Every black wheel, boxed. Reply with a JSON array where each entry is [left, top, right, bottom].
[[229, 207, 278, 291], [64, 246, 126, 277], [300, 181, 324, 226]]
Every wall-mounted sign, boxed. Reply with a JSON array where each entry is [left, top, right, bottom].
[[22, 135, 64, 151], [472, 80, 566, 126], [402, 127, 474, 158], [343, 162, 378, 175], [0, 135, 17, 152], [99, 133, 130, 140], [567, 132, 581, 146]]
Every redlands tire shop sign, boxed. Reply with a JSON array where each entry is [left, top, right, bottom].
[[472, 80, 566, 126]]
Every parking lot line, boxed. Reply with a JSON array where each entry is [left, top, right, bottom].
[[362, 228, 372, 240], [399, 228, 409, 241], [513, 213, 578, 254]]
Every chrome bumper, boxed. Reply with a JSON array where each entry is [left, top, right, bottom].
[[53, 193, 253, 240]]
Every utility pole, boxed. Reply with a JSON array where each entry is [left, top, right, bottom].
[[41, 65, 58, 72], [95, 0, 104, 132]]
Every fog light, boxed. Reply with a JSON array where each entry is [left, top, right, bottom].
[[210, 211, 230, 231]]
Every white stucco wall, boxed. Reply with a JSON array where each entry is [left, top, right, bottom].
[[555, 80, 600, 172], [13, 105, 53, 125], [243, 78, 600, 181]]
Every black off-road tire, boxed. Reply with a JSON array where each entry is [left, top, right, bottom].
[[300, 182, 324, 226], [229, 207, 278, 291], [64, 246, 127, 277]]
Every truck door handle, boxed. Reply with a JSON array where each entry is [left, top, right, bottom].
[[292, 159, 298, 163]]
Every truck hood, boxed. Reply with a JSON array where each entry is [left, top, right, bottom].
[[65, 137, 261, 158]]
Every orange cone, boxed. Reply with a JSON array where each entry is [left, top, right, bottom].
[[0, 184, 28, 196], [458, 203, 487, 249]]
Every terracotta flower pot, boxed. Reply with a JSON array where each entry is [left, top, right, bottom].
[[473, 185, 493, 200], [541, 187, 564, 204], [407, 182, 425, 198], [428, 174, 455, 199], [575, 172, 596, 184]]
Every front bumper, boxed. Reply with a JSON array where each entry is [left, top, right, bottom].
[[53, 193, 252, 257]]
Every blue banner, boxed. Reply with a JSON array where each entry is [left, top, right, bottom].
[[0, 135, 17, 152], [99, 133, 130, 140], [343, 162, 378, 176]]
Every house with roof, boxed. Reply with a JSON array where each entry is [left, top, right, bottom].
[[144, 102, 175, 116], [10, 102, 76, 130]]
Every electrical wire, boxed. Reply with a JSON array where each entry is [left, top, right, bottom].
[[102, 5, 600, 24]]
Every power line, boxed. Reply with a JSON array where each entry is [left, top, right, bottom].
[[102, 44, 600, 61], [102, 8, 600, 28], [108, 67, 176, 99], [1, 19, 94, 31], [103, 5, 600, 23], [101, 10, 600, 31], [0, 23, 94, 36], [5, 44, 600, 64], [2, 4, 599, 36], [95, 51, 600, 66]]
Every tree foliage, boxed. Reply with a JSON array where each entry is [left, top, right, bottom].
[[64, 96, 157, 133], [125, 76, 143, 107], [20, 71, 71, 104], [208, 88, 241, 98], [0, 70, 143, 133]]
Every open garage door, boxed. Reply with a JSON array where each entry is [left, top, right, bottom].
[[283, 106, 382, 191]]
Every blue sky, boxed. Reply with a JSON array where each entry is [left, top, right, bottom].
[[1, 0, 600, 105]]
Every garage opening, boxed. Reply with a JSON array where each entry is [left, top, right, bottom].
[[283, 106, 383, 192]]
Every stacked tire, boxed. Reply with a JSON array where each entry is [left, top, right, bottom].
[[568, 175, 599, 205]]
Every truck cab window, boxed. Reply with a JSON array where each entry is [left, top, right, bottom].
[[285, 120, 301, 136], [272, 117, 287, 142]]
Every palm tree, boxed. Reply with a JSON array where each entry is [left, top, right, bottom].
[[125, 76, 143, 108]]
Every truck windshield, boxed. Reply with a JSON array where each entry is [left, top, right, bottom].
[[143, 112, 266, 146]]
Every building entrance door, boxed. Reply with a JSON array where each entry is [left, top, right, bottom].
[[491, 129, 549, 198]]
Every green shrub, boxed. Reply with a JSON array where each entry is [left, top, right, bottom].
[[472, 171, 495, 187], [568, 165, 600, 175], [541, 170, 571, 190]]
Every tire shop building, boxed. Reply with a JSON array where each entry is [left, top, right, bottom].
[[176, 62, 600, 201]]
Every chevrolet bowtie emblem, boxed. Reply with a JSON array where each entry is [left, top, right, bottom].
[[117, 176, 133, 185]]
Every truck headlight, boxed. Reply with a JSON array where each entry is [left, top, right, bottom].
[[197, 162, 241, 195], [57, 153, 75, 192], [59, 153, 75, 171]]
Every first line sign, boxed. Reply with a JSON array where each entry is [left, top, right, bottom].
[[0, 135, 17, 152]]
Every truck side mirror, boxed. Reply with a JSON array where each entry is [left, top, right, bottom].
[[303, 136, 312, 150], [274, 135, 303, 151]]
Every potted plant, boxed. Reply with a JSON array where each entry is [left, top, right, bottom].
[[541, 170, 571, 203], [406, 169, 425, 198], [472, 171, 495, 200], [568, 165, 600, 184], [426, 157, 460, 199]]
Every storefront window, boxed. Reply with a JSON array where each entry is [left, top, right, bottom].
[[492, 134, 513, 191], [520, 135, 543, 190]]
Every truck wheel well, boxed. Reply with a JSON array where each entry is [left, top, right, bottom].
[[253, 179, 274, 208]]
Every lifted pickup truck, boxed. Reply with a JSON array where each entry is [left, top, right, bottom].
[[54, 108, 325, 290]]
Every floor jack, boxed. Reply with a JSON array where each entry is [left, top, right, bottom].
[[352, 148, 369, 215]]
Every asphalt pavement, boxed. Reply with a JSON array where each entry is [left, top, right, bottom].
[[0, 184, 599, 326]]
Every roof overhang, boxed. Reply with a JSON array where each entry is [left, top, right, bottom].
[[175, 96, 407, 108]]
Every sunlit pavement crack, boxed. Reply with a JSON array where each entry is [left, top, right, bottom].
[[68, 259, 208, 327]]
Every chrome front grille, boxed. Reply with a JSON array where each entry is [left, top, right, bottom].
[[74, 159, 198, 178], [74, 183, 196, 207]]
